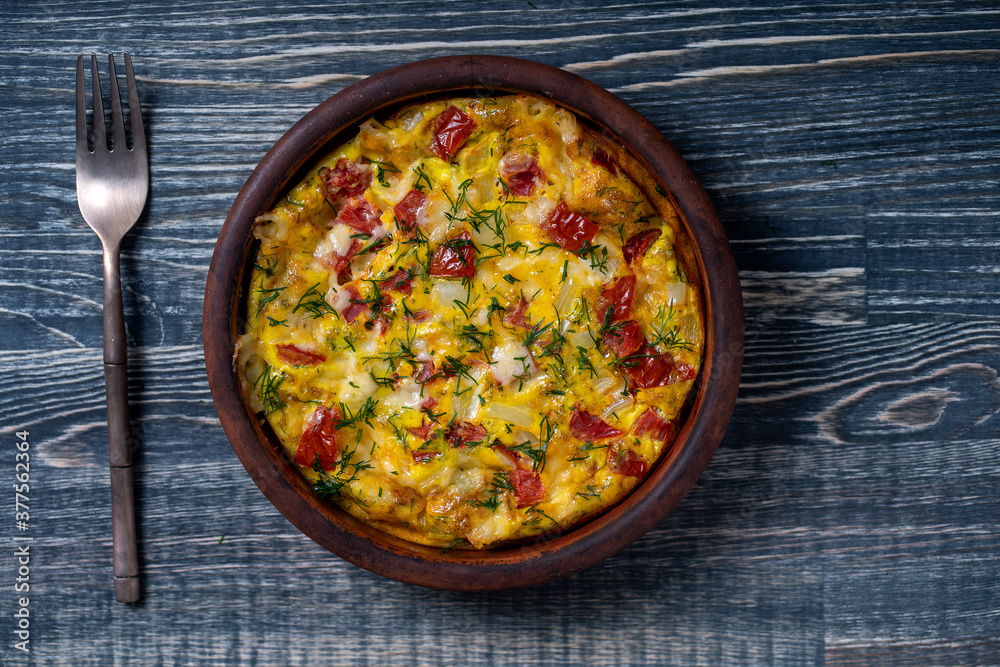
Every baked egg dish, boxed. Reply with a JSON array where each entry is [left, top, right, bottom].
[[235, 94, 704, 548]]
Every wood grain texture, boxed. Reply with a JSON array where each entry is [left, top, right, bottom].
[[1, 0, 999, 664]]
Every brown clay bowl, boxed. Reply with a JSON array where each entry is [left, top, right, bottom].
[[204, 55, 743, 590]]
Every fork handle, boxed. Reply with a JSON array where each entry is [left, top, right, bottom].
[[102, 240, 140, 603]]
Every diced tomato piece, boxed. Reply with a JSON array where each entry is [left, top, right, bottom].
[[510, 465, 545, 508], [631, 408, 676, 443], [429, 105, 477, 161], [393, 188, 427, 236], [620, 344, 698, 389], [378, 269, 413, 296], [590, 147, 618, 176], [276, 344, 326, 366], [569, 408, 624, 441], [429, 231, 476, 279], [294, 406, 342, 471], [407, 422, 437, 440], [320, 158, 371, 201], [601, 319, 644, 357], [596, 274, 637, 324], [622, 229, 661, 266], [608, 446, 648, 478], [335, 198, 382, 235], [444, 420, 487, 447], [541, 202, 599, 252], [504, 296, 529, 329], [499, 151, 544, 197], [411, 450, 441, 462]]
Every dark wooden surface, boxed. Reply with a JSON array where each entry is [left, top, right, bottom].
[[2, 1, 998, 665]]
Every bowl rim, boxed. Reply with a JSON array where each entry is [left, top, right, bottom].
[[204, 54, 743, 590]]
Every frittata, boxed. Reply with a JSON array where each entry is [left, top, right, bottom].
[[235, 94, 703, 548]]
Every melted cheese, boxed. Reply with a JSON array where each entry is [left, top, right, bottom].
[[236, 95, 704, 548]]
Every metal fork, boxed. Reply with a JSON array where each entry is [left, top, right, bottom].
[[75, 53, 148, 603]]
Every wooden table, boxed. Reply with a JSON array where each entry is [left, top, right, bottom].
[[2, 1, 998, 664]]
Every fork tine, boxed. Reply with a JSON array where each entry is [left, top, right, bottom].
[[90, 54, 106, 151], [75, 55, 88, 153], [108, 54, 127, 152], [124, 52, 145, 154]]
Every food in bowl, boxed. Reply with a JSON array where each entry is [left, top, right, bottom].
[[234, 94, 704, 549]]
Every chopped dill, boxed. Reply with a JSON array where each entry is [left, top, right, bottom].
[[371, 160, 401, 187], [575, 241, 609, 273], [335, 396, 379, 432], [648, 303, 693, 352], [508, 414, 554, 473], [254, 256, 278, 277], [255, 286, 286, 316], [467, 472, 512, 511], [523, 506, 557, 526], [575, 346, 598, 379], [412, 163, 434, 192], [292, 283, 335, 318], [312, 448, 372, 499], [459, 324, 495, 361], [358, 233, 392, 256], [254, 365, 285, 415], [524, 320, 553, 348]]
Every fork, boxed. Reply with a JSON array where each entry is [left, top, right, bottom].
[[75, 53, 148, 603]]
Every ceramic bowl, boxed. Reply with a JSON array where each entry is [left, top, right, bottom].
[[204, 55, 743, 590]]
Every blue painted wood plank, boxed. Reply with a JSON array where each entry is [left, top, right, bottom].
[[1, 0, 999, 665]]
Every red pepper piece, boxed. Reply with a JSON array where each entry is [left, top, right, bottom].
[[320, 158, 371, 201], [500, 152, 544, 196], [503, 296, 529, 329], [630, 408, 676, 443], [569, 408, 624, 441], [338, 284, 366, 323], [510, 465, 545, 508], [444, 420, 487, 447], [590, 147, 618, 175], [413, 360, 438, 385], [620, 344, 697, 389], [601, 319, 643, 357], [378, 269, 413, 296], [608, 446, 648, 478], [540, 202, 599, 252], [429, 106, 476, 161], [393, 188, 427, 236], [429, 231, 476, 279], [316, 235, 363, 274], [406, 309, 432, 322], [335, 198, 382, 235], [622, 229, 661, 266], [596, 274, 637, 324], [294, 406, 342, 471], [276, 344, 326, 367]]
